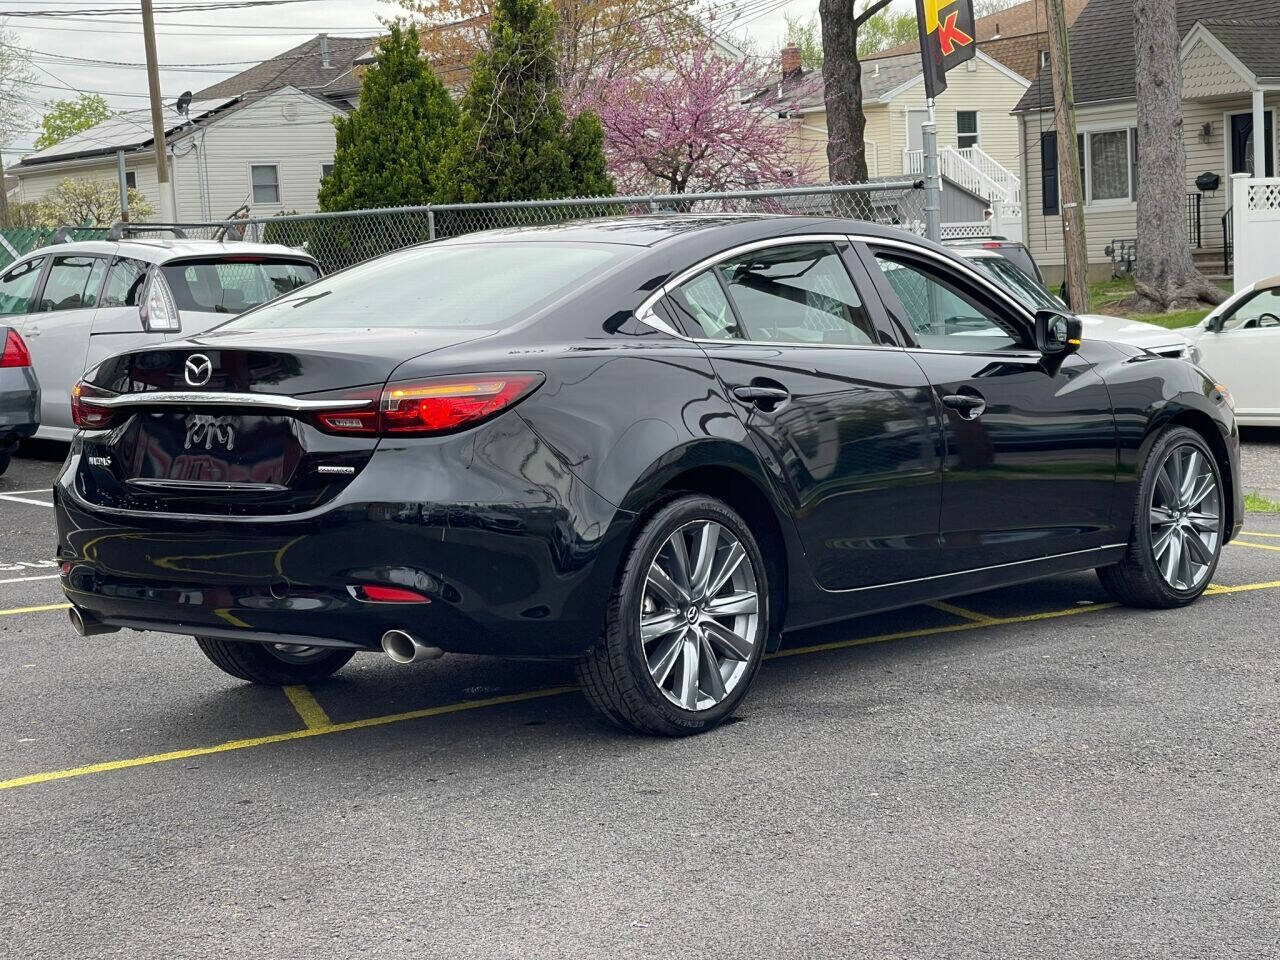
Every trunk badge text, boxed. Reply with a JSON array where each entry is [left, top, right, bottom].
[[184, 354, 213, 387], [87, 456, 111, 467], [185, 414, 236, 451]]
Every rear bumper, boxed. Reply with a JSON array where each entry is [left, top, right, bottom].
[[55, 415, 634, 658], [0, 367, 39, 446]]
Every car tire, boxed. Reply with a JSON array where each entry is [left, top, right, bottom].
[[576, 494, 770, 736], [195, 636, 355, 685], [1097, 426, 1225, 608]]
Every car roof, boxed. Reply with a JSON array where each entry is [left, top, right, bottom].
[[15, 238, 316, 265], [433, 214, 931, 249]]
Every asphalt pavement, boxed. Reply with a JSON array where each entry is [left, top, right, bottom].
[[1, 438, 1278, 959]]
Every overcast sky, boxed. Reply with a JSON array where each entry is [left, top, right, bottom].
[[1, 0, 918, 156]]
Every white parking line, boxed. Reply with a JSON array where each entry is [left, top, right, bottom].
[[0, 574, 59, 585], [0, 489, 53, 496], [0, 494, 53, 507]]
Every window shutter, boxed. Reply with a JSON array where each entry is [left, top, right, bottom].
[[1041, 132, 1059, 215]]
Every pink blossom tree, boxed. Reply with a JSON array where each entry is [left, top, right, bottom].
[[576, 25, 813, 194]]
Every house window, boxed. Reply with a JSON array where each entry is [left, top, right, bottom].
[[124, 171, 136, 189], [1039, 50, 1050, 68], [1076, 128, 1137, 206], [250, 164, 280, 204], [957, 111, 979, 150], [321, 162, 334, 180]]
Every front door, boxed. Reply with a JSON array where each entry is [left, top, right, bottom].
[[1229, 110, 1275, 177], [19, 254, 107, 429], [906, 108, 929, 163], [1197, 283, 1280, 420], [857, 242, 1119, 573], [662, 238, 945, 590]]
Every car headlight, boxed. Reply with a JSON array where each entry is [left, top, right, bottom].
[[1184, 343, 1202, 365], [1214, 382, 1234, 410]]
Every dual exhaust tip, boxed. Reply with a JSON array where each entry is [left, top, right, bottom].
[[380, 629, 444, 664], [70, 608, 440, 664]]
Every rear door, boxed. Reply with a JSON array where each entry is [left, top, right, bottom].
[[663, 237, 946, 590], [87, 255, 151, 371], [21, 254, 108, 429], [855, 240, 1119, 573]]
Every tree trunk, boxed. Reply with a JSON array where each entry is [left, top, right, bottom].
[[819, 0, 868, 183], [1133, 0, 1224, 310]]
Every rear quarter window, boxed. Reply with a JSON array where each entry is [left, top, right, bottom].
[[161, 258, 319, 314]]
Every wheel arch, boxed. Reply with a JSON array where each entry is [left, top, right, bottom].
[[1141, 398, 1237, 539]]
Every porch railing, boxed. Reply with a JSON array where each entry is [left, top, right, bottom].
[[1186, 192, 1202, 248], [903, 147, 1018, 205], [958, 146, 1022, 205]]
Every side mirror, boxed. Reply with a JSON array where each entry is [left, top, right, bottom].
[[1206, 313, 1225, 333], [1034, 309, 1082, 356]]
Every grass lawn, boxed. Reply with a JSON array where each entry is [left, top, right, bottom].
[[1245, 492, 1280, 513], [1087, 276, 1226, 329]]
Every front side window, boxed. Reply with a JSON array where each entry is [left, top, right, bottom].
[[251, 164, 280, 204], [223, 243, 623, 331], [957, 111, 979, 150], [1220, 288, 1280, 331], [100, 258, 149, 308], [715, 242, 876, 345], [0, 257, 45, 316], [39, 255, 107, 312], [870, 251, 1024, 352]]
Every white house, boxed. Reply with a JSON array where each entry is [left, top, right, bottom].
[[11, 86, 345, 222]]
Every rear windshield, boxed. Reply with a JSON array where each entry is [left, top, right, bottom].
[[221, 242, 623, 331], [161, 258, 319, 314]]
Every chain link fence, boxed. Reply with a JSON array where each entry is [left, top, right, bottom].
[[114, 181, 927, 274]]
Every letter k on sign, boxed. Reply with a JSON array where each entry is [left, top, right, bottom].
[[937, 10, 973, 55]]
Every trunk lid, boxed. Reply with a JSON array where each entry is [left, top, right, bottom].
[[76, 327, 491, 516]]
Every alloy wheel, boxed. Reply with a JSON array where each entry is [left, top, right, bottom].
[[639, 519, 760, 711], [1149, 443, 1221, 592], [266, 643, 333, 664]]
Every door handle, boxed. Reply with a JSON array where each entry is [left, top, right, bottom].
[[941, 392, 986, 420], [732, 385, 790, 408], [24, 325, 40, 337]]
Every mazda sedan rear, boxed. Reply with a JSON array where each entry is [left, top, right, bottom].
[[56, 217, 1241, 735]]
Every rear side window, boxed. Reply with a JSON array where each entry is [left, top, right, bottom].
[[40, 255, 107, 312], [0, 257, 44, 316], [669, 271, 743, 340], [160, 258, 319, 314], [100, 258, 150, 308], [224, 243, 623, 330]]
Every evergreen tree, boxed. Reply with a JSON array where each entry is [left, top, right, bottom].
[[434, 0, 613, 202], [318, 23, 458, 211]]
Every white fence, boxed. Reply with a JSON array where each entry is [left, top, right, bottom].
[[1231, 173, 1280, 291]]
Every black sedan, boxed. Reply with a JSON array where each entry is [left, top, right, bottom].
[[56, 217, 1242, 735]]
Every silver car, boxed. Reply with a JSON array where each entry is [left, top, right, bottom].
[[0, 239, 320, 440]]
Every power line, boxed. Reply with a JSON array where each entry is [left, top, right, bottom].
[[0, 0, 337, 15]]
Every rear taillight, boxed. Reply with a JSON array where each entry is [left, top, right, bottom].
[[0, 329, 31, 367], [982, 242, 1002, 249], [140, 272, 180, 332], [313, 373, 544, 437], [71, 381, 119, 429]]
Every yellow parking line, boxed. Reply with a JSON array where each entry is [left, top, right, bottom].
[[928, 600, 998, 624], [1229, 539, 1280, 553], [4, 578, 1280, 794], [0, 602, 71, 618], [0, 687, 579, 793], [1240, 530, 1280, 539], [282, 686, 332, 729]]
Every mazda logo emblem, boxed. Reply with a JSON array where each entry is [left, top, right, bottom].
[[184, 354, 213, 387]]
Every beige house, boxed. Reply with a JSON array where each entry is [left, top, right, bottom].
[[756, 48, 1030, 222], [1015, 0, 1280, 283]]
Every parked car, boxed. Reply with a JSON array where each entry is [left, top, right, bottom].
[[0, 326, 38, 476], [56, 218, 1242, 736], [956, 248, 1197, 360], [1184, 274, 1280, 426], [943, 237, 1045, 284], [0, 239, 320, 440]]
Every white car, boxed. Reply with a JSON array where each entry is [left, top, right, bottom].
[[958, 249, 1196, 359], [0, 238, 319, 439], [1184, 274, 1280, 426]]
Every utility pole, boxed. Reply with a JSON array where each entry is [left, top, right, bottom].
[[1046, 0, 1088, 312], [922, 103, 942, 242], [0, 147, 11, 229], [141, 0, 175, 221]]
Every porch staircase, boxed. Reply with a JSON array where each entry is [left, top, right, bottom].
[[903, 145, 1022, 236]]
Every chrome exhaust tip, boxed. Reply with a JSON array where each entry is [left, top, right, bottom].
[[380, 629, 444, 664], [69, 606, 120, 637]]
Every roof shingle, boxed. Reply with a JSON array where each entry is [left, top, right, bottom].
[[194, 34, 378, 100]]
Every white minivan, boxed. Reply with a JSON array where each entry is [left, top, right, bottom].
[[0, 238, 320, 439]]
